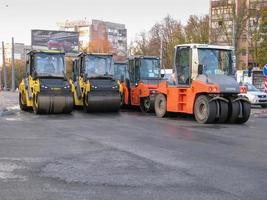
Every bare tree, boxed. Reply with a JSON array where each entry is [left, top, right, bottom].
[[254, 6, 267, 67], [148, 15, 185, 68], [130, 32, 150, 55], [130, 14, 210, 68], [184, 15, 209, 43]]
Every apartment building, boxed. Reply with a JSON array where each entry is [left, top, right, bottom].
[[209, 0, 267, 69], [58, 19, 127, 61]]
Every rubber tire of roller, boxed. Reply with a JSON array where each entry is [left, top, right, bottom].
[[140, 97, 153, 113], [154, 94, 167, 118], [19, 92, 29, 111], [227, 100, 240, 123], [236, 101, 251, 124], [33, 94, 41, 114], [194, 95, 217, 124], [215, 100, 229, 123]]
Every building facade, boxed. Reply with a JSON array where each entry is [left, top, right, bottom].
[[58, 19, 91, 51], [0, 43, 30, 64], [209, 0, 267, 69], [58, 19, 127, 61]]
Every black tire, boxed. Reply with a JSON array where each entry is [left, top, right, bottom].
[[194, 95, 216, 124], [140, 97, 154, 113], [261, 104, 267, 108], [33, 94, 40, 114], [236, 101, 251, 124], [83, 93, 90, 112], [154, 94, 167, 118], [120, 93, 125, 108], [19, 92, 28, 111], [215, 100, 228, 123], [227, 100, 240, 123]]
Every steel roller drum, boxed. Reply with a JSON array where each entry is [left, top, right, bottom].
[[85, 90, 121, 112], [36, 93, 73, 114]]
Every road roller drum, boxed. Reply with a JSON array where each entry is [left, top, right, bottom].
[[33, 93, 73, 114], [84, 90, 121, 112]]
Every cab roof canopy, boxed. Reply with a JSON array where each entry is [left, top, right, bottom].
[[128, 55, 159, 60], [175, 43, 234, 51], [27, 50, 65, 55], [78, 52, 113, 57]]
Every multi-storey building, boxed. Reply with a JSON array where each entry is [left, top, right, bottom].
[[209, 0, 267, 69], [0, 43, 30, 63], [58, 19, 91, 51], [58, 19, 127, 61], [105, 21, 127, 60]]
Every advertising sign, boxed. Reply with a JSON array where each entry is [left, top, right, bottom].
[[31, 30, 79, 54]]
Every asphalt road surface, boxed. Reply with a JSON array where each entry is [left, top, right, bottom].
[[0, 92, 267, 200]]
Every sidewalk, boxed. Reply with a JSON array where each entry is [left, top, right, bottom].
[[0, 91, 19, 115]]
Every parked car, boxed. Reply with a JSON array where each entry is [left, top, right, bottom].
[[242, 83, 267, 108]]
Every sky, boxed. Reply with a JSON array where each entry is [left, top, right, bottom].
[[0, 0, 209, 45]]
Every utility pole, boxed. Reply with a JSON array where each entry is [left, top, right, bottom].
[[11, 37, 15, 92], [2, 42, 7, 91], [232, 1, 237, 70], [160, 37, 163, 69]]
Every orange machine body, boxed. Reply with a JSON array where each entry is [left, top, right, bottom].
[[121, 56, 163, 109], [155, 80, 220, 114]]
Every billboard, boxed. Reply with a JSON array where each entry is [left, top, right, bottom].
[[31, 30, 79, 54]]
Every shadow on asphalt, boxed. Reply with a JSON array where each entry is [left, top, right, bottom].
[[2, 103, 267, 123]]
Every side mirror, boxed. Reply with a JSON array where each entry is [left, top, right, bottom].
[[198, 64, 204, 75]]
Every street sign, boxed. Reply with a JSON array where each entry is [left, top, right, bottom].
[[263, 64, 267, 77]]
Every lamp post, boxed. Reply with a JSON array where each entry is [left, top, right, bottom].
[[11, 37, 15, 92], [2, 42, 7, 91]]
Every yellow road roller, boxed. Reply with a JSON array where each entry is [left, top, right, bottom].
[[70, 53, 122, 112], [19, 50, 73, 114]]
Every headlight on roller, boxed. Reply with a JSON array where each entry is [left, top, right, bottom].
[[91, 85, 98, 89], [64, 85, 71, 89], [41, 85, 48, 89], [112, 85, 118, 89]]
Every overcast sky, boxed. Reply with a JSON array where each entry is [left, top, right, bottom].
[[0, 0, 209, 45]]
